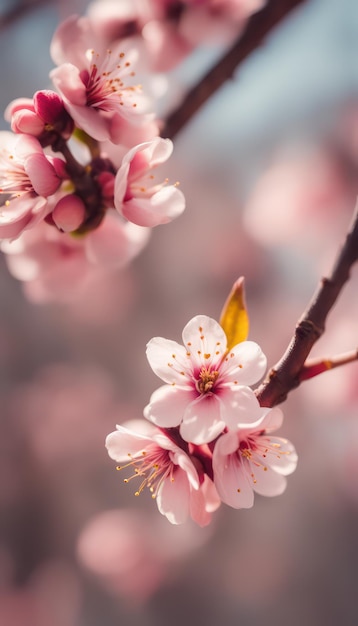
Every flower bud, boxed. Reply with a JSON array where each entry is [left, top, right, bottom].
[[52, 194, 86, 232]]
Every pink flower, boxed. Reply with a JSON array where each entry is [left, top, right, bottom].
[[212, 406, 298, 509], [114, 137, 185, 226], [50, 15, 152, 143], [0, 133, 65, 240], [5, 90, 74, 142], [144, 315, 267, 444], [1, 212, 149, 302], [105, 420, 217, 525]]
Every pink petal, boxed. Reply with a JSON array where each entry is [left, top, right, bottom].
[[263, 436, 298, 475], [157, 469, 190, 524], [189, 485, 212, 527], [4, 97, 34, 122], [11, 110, 44, 135], [50, 15, 92, 67], [121, 137, 173, 170], [219, 385, 263, 430], [87, 214, 150, 267], [249, 462, 288, 497], [25, 154, 61, 196], [169, 448, 199, 489], [114, 162, 130, 209], [50, 64, 88, 106], [213, 437, 254, 509], [144, 385, 195, 428], [182, 315, 227, 372], [146, 337, 193, 386], [259, 407, 284, 432], [180, 394, 225, 444], [0, 195, 47, 240], [121, 186, 185, 227], [220, 340, 267, 386], [105, 425, 153, 462]]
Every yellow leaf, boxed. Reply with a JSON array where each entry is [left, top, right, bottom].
[[219, 277, 249, 351]]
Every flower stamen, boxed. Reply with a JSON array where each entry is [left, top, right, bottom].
[[195, 367, 219, 394]]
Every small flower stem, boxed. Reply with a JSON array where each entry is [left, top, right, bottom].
[[255, 202, 358, 408], [57, 140, 87, 180], [162, 0, 307, 139], [299, 349, 358, 381]]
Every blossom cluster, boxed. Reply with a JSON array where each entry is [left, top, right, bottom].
[[0, 12, 185, 300], [106, 313, 298, 525], [85, 0, 266, 72]]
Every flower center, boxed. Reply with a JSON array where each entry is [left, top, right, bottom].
[[83, 49, 140, 112], [116, 445, 174, 498], [195, 367, 219, 394]]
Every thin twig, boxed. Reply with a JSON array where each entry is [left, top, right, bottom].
[[162, 0, 307, 139], [256, 202, 358, 407], [0, 0, 51, 30], [299, 349, 358, 381]]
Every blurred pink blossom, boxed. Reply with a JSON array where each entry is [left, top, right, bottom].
[[76, 507, 214, 603], [1, 212, 149, 302], [243, 144, 354, 253], [0, 560, 81, 626]]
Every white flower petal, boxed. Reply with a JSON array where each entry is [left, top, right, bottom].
[[220, 385, 263, 430], [105, 425, 152, 462], [182, 315, 227, 371], [146, 337, 193, 386], [144, 384, 195, 427], [157, 470, 190, 524], [122, 185, 185, 227], [213, 435, 254, 509], [264, 436, 298, 475], [180, 394, 225, 444], [249, 461, 288, 497], [260, 407, 284, 432], [220, 340, 267, 385]]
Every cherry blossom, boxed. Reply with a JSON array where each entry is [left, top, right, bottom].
[[50, 15, 152, 143], [144, 314, 267, 444], [5, 90, 74, 143], [212, 405, 298, 509], [114, 137, 186, 227], [0, 132, 66, 240], [105, 420, 218, 525], [1, 213, 149, 302]]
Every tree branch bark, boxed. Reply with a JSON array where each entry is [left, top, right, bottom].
[[162, 0, 307, 139], [255, 202, 358, 408]]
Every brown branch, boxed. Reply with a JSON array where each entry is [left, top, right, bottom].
[[0, 0, 51, 30], [162, 0, 307, 139], [256, 202, 358, 408]]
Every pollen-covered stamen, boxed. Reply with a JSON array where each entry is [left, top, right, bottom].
[[83, 49, 141, 112], [116, 445, 175, 499], [238, 436, 291, 476], [195, 367, 219, 394]]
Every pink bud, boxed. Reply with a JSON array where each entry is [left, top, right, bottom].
[[34, 90, 74, 138], [52, 195, 86, 232], [34, 90, 65, 123], [11, 110, 45, 136]]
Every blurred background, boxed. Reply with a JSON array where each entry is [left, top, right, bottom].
[[0, 0, 358, 624]]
